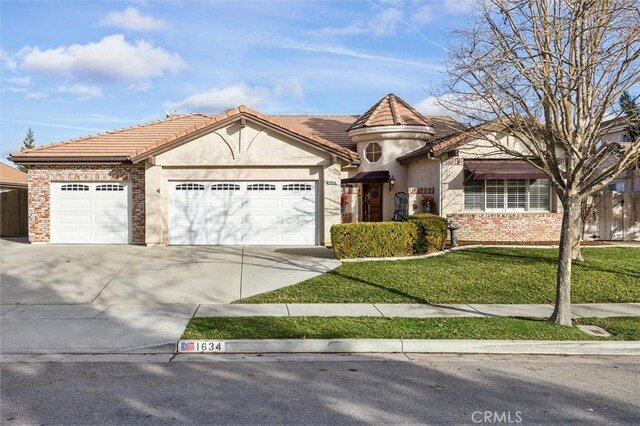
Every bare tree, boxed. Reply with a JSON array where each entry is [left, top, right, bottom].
[[440, 0, 640, 325]]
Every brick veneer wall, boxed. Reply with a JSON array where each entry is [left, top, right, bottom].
[[28, 164, 145, 243], [447, 212, 562, 242]]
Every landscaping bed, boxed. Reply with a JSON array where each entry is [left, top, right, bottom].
[[236, 247, 640, 304], [182, 316, 640, 341]]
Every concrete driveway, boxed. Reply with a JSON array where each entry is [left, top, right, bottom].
[[0, 239, 339, 354]]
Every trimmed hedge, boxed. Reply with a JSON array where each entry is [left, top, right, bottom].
[[331, 222, 417, 259], [330, 215, 448, 259], [409, 214, 448, 254]]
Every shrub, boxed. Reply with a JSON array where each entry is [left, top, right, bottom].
[[409, 214, 448, 254], [331, 222, 417, 259]]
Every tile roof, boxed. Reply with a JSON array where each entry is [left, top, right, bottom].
[[8, 101, 466, 165], [274, 114, 464, 152], [10, 107, 358, 163], [273, 115, 359, 151], [0, 162, 28, 187], [347, 93, 432, 131]]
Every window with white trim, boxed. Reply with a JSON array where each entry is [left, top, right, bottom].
[[464, 177, 551, 212], [365, 142, 382, 163], [463, 180, 484, 211], [528, 179, 551, 210]]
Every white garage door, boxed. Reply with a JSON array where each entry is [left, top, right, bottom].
[[50, 182, 130, 244], [168, 181, 316, 245]]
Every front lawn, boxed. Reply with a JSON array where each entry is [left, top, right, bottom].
[[236, 247, 640, 304], [182, 316, 640, 341]]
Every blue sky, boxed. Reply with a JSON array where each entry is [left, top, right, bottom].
[[0, 0, 472, 164]]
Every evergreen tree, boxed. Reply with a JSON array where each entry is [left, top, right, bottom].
[[619, 92, 639, 143], [17, 128, 35, 172]]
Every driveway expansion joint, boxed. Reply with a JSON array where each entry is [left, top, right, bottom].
[[89, 251, 142, 305]]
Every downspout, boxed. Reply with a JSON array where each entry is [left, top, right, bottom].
[[438, 157, 443, 218]]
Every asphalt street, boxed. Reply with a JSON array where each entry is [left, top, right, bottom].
[[1, 354, 639, 425]]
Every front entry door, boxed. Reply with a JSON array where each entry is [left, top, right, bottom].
[[362, 183, 383, 222]]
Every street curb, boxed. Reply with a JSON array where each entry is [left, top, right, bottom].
[[178, 339, 640, 356]]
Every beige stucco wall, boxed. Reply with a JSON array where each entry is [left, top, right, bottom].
[[440, 158, 465, 215], [145, 119, 343, 245], [406, 158, 440, 215], [352, 128, 429, 220]]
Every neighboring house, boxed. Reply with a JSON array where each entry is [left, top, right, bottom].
[[10, 93, 621, 246], [0, 163, 28, 237], [583, 117, 640, 241]]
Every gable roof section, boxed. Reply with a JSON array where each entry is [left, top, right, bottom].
[[347, 93, 432, 131], [0, 163, 28, 188], [397, 121, 503, 164], [9, 107, 358, 164]]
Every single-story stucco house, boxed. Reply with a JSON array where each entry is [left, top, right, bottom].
[[10, 93, 573, 246]]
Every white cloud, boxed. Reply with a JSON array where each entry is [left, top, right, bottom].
[[415, 95, 454, 116], [5, 76, 30, 86], [416, 93, 490, 119], [442, 0, 472, 15], [320, 7, 403, 37], [20, 34, 185, 84], [411, 5, 434, 25], [58, 84, 104, 99], [25, 92, 48, 99], [99, 7, 169, 32], [1, 49, 17, 71], [370, 8, 403, 36], [165, 80, 304, 113]]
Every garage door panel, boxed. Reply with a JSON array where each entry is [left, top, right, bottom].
[[245, 198, 279, 209], [94, 198, 128, 209], [51, 182, 130, 244], [57, 198, 92, 209], [94, 214, 127, 226], [56, 214, 92, 225], [281, 215, 314, 227], [168, 181, 316, 245]]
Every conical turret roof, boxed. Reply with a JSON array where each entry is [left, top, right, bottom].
[[347, 93, 432, 132]]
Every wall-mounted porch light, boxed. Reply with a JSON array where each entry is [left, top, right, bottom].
[[389, 174, 396, 191]]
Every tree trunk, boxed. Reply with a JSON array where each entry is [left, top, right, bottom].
[[550, 198, 581, 326], [571, 219, 584, 262]]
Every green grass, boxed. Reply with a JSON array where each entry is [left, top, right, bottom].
[[237, 247, 640, 304], [575, 317, 640, 341], [182, 316, 640, 341]]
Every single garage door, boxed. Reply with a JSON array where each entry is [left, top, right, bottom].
[[50, 182, 130, 244], [168, 181, 316, 245]]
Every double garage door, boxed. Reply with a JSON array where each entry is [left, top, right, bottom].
[[50, 180, 317, 245], [50, 182, 130, 244], [168, 181, 317, 245]]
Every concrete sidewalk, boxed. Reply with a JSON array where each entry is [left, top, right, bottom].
[[194, 303, 640, 318]]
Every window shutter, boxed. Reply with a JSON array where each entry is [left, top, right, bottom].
[[464, 179, 484, 211]]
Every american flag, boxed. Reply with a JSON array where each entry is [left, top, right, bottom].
[[179, 341, 195, 352]]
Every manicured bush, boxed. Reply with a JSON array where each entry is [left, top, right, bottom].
[[331, 222, 417, 259], [409, 214, 448, 254]]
